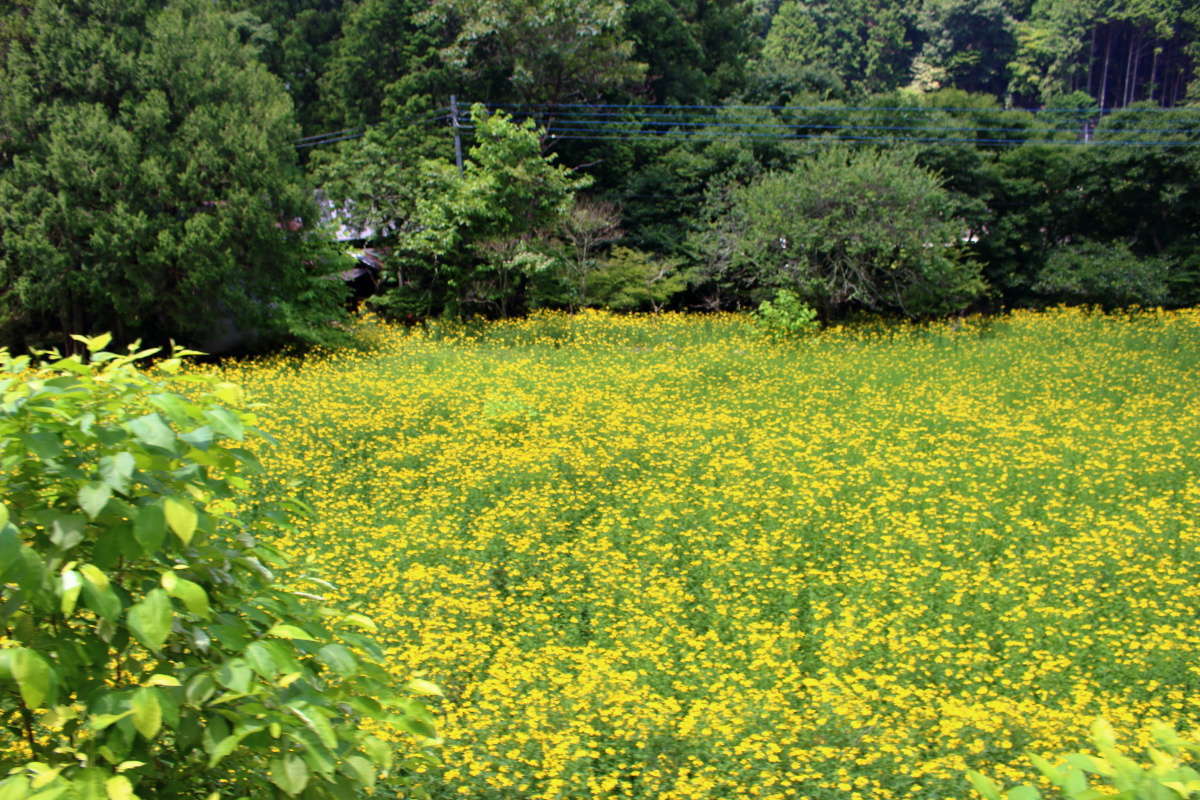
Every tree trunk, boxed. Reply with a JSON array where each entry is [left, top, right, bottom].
[[1087, 24, 1097, 98], [1123, 27, 1136, 106], [1132, 30, 1142, 104], [1149, 44, 1159, 104], [1099, 25, 1112, 109]]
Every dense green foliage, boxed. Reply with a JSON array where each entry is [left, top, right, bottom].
[[970, 719, 1200, 800], [0, 334, 437, 798], [0, 0, 1198, 338], [711, 146, 985, 316], [0, 0, 346, 353]]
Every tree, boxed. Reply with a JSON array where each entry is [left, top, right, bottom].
[[375, 106, 587, 316], [419, 0, 647, 114], [0, 0, 335, 352], [228, 0, 349, 135], [761, 0, 919, 95], [909, 0, 1017, 96], [716, 145, 985, 317], [318, 0, 447, 130]]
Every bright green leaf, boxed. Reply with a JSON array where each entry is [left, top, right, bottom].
[[269, 754, 309, 797], [244, 641, 282, 680], [98, 452, 135, 493], [267, 624, 316, 641], [11, 648, 57, 708], [317, 644, 357, 677], [215, 658, 253, 693], [161, 572, 210, 618], [104, 775, 134, 800], [77, 482, 112, 519], [289, 705, 338, 750], [127, 413, 176, 450], [80, 564, 121, 621], [406, 678, 443, 697], [131, 687, 162, 739], [163, 497, 197, 545], [60, 569, 83, 616], [127, 589, 173, 651], [203, 408, 244, 441]]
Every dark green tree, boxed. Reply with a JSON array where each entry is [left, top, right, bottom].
[[230, 0, 349, 135], [760, 0, 919, 95], [0, 0, 337, 352], [910, 0, 1017, 96]]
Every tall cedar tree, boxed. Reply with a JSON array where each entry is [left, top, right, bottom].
[[0, 0, 317, 351]]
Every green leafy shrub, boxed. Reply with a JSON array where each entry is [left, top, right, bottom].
[[968, 719, 1200, 800], [587, 247, 687, 312], [718, 145, 985, 317], [754, 289, 820, 338], [1033, 241, 1172, 308], [0, 335, 438, 799]]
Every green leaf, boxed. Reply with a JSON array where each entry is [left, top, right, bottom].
[[206, 734, 244, 768], [127, 589, 173, 651], [0, 776, 31, 800], [184, 673, 216, 707], [79, 564, 121, 621], [317, 644, 358, 678], [11, 648, 57, 708], [967, 771, 1003, 800], [179, 426, 215, 450], [77, 482, 112, 519], [341, 612, 377, 632], [161, 571, 210, 618], [131, 687, 162, 739], [361, 735, 393, 771], [269, 754, 310, 796], [49, 514, 86, 550], [104, 775, 134, 800], [398, 714, 436, 739], [0, 503, 8, 529], [88, 711, 134, 731], [127, 413, 176, 450], [203, 408, 244, 441], [133, 503, 166, 554], [98, 452, 135, 493], [406, 678, 443, 697], [71, 332, 113, 352], [244, 641, 282, 680], [290, 705, 338, 749], [60, 569, 83, 616], [267, 624, 316, 641], [343, 755, 376, 792], [216, 658, 253, 693], [0, 523, 17, 578], [163, 497, 197, 545], [1005, 786, 1042, 800]]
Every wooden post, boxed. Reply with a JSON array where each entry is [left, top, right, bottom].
[[450, 94, 464, 176]]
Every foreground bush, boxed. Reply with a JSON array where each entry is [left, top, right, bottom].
[[969, 719, 1200, 800], [0, 335, 437, 799]]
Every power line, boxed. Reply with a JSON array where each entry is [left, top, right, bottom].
[[489, 100, 1198, 115], [458, 123, 1200, 148], [295, 109, 450, 149]]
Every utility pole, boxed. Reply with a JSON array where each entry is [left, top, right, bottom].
[[450, 95, 464, 176]]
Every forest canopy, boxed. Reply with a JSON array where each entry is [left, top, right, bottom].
[[0, 0, 1198, 348]]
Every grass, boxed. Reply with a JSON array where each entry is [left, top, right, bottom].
[[217, 307, 1200, 800]]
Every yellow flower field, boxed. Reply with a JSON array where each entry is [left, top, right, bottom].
[[219, 308, 1200, 800]]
